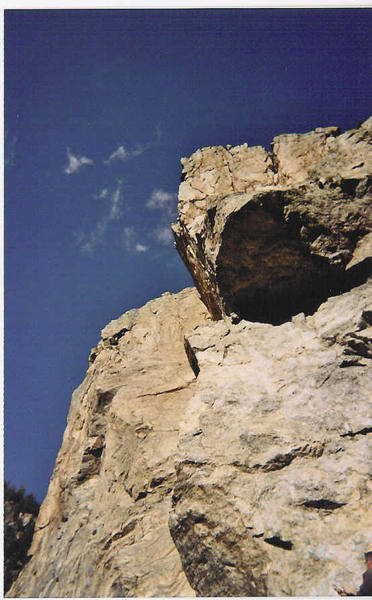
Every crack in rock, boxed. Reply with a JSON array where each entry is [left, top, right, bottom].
[[341, 427, 372, 438], [264, 536, 293, 550]]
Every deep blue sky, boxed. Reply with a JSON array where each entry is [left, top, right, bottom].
[[5, 8, 372, 502]]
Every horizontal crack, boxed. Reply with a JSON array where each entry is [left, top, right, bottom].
[[137, 381, 195, 398], [232, 442, 325, 473], [302, 499, 345, 510], [341, 427, 372, 438], [264, 536, 293, 550]]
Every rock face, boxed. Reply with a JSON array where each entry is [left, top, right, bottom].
[[170, 281, 372, 596], [8, 289, 210, 598], [173, 118, 372, 322], [8, 119, 372, 597]]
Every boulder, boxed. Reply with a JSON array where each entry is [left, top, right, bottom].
[[172, 118, 372, 322]]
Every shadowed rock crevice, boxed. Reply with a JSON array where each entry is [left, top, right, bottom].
[[216, 195, 372, 323], [169, 507, 268, 597], [264, 536, 293, 550], [341, 427, 372, 438], [184, 337, 200, 377], [215, 187, 372, 324], [302, 499, 346, 510]]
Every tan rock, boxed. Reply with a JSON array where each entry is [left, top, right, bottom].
[[173, 118, 372, 322], [11, 281, 371, 598], [170, 280, 372, 597], [8, 288, 210, 598]]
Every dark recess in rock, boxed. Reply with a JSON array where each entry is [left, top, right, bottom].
[[216, 195, 372, 324], [96, 389, 117, 412], [302, 499, 346, 510], [184, 337, 200, 377], [264, 536, 293, 550], [341, 427, 372, 438]]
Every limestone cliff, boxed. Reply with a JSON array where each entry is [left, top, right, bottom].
[[8, 119, 372, 597]]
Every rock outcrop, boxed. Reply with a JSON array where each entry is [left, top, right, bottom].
[[173, 118, 372, 322], [8, 289, 210, 598], [8, 119, 372, 597]]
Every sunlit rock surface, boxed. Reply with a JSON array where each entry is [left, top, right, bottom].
[[173, 118, 372, 322], [8, 118, 372, 597], [170, 281, 372, 597], [8, 289, 210, 598]]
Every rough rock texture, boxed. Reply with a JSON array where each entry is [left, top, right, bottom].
[[173, 118, 372, 322], [8, 289, 210, 598], [8, 119, 372, 597], [170, 280, 372, 597]]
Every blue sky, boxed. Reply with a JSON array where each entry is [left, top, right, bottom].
[[5, 8, 372, 502]]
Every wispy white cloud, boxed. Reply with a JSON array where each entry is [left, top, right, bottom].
[[106, 145, 128, 163], [135, 243, 149, 253], [109, 181, 123, 220], [105, 143, 148, 165], [95, 187, 109, 199], [155, 124, 162, 143], [76, 181, 123, 255], [104, 126, 162, 166], [122, 227, 149, 254], [64, 148, 93, 175], [122, 226, 135, 252], [146, 188, 177, 246], [154, 225, 174, 245], [78, 221, 108, 256], [146, 189, 176, 214]]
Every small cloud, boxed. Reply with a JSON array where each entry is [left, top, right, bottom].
[[96, 188, 109, 199], [146, 189, 176, 214], [123, 226, 135, 252], [106, 145, 128, 164], [105, 143, 147, 165], [122, 227, 149, 254], [109, 182, 123, 220], [64, 148, 93, 175], [104, 127, 161, 166], [155, 124, 162, 143], [146, 188, 177, 246], [135, 243, 148, 253], [155, 225, 174, 245], [75, 181, 124, 255], [77, 220, 108, 256]]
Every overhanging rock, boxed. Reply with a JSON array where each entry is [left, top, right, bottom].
[[172, 118, 372, 323]]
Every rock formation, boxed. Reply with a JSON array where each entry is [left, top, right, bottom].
[[173, 118, 372, 322], [8, 289, 209, 598], [8, 118, 372, 597]]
